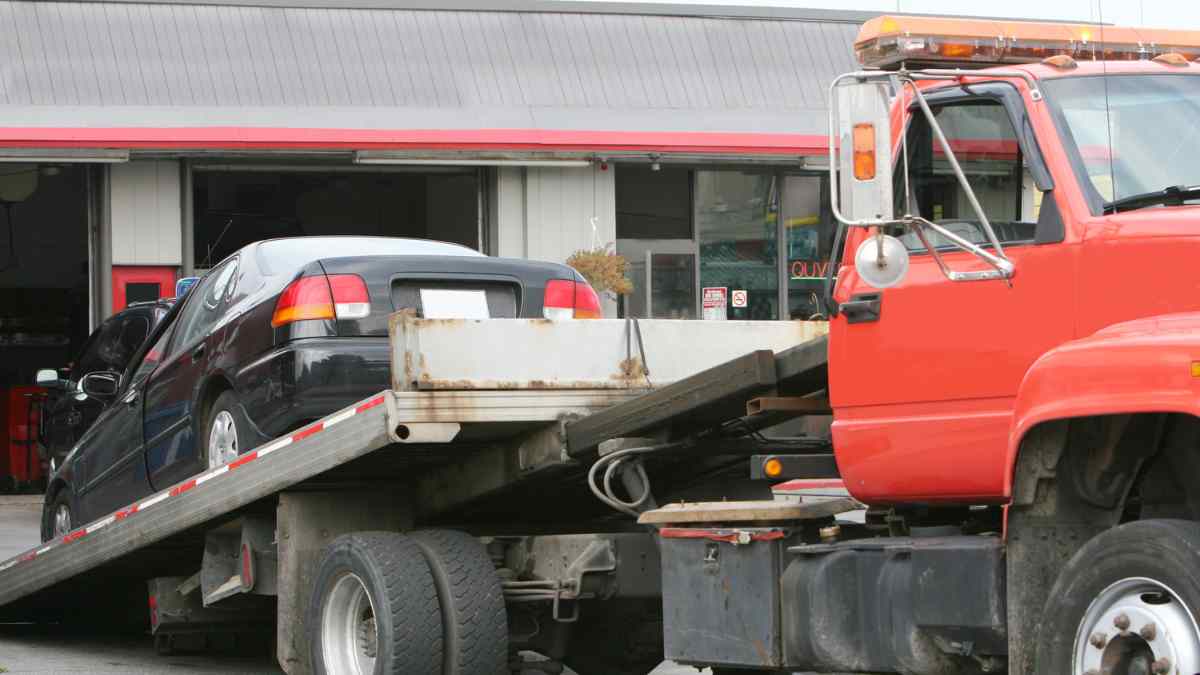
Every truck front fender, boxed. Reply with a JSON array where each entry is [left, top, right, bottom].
[[1005, 313, 1200, 496]]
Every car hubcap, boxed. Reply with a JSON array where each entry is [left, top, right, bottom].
[[1074, 577, 1200, 675], [53, 504, 71, 538], [207, 410, 238, 468], [321, 572, 378, 675]]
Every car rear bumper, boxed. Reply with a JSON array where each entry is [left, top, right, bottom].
[[237, 337, 391, 442]]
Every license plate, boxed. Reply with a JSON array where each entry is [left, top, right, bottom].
[[419, 289, 490, 319]]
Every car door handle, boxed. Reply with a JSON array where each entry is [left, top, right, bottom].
[[840, 293, 882, 324], [191, 343, 207, 360], [122, 389, 139, 406]]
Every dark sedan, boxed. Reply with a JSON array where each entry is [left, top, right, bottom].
[[43, 236, 602, 541], [37, 300, 174, 471]]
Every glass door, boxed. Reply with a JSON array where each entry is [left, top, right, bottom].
[[695, 170, 780, 321], [616, 239, 698, 319]]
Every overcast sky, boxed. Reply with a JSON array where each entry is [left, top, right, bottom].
[[571, 0, 1200, 30]]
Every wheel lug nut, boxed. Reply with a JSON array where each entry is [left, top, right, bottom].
[[1140, 622, 1157, 641], [1089, 632, 1108, 649], [1152, 656, 1171, 674], [1114, 612, 1131, 631]]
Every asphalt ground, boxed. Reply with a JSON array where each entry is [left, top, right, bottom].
[[0, 496, 702, 674]]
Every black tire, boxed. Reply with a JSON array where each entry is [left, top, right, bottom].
[[41, 488, 72, 542], [308, 532, 444, 675], [1035, 519, 1200, 674], [410, 529, 508, 675], [202, 389, 253, 470]]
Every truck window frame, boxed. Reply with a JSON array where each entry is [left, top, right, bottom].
[[894, 81, 1063, 250]]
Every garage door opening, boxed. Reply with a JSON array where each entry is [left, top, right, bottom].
[[191, 168, 481, 270], [0, 164, 92, 489]]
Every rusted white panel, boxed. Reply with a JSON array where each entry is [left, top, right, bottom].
[[390, 315, 828, 391]]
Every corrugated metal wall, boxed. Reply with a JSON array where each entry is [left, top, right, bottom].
[[109, 161, 182, 266], [0, 1, 857, 134], [494, 164, 616, 261]]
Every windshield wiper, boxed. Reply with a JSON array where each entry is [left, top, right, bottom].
[[1104, 184, 1200, 214]]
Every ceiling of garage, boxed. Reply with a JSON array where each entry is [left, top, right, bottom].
[[0, 1, 860, 154]]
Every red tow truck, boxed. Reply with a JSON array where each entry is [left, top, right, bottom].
[[4, 13, 1200, 675]]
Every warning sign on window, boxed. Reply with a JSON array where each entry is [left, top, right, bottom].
[[702, 287, 728, 321], [731, 289, 748, 308]]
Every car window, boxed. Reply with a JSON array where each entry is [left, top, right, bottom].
[[72, 313, 150, 378], [892, 100, 1041, 252], [169, 258, 239, 356], [127, 323, 175, 389]]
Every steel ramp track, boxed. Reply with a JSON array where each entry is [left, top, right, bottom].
[[0, 393, 393, 609]]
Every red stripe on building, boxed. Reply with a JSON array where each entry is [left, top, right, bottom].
[[0, 127, 827, 155], [292, 423, 324, 442]]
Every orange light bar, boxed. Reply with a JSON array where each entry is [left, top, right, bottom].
[[857, 15, 1200, 69]]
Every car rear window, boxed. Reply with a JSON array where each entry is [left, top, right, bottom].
[[256, 237, 483, 275]]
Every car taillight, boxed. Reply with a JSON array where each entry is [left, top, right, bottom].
[[272, 276, 334, 327], [543, 279, 602, 320], [328, 274, 370, 319], [272, 274, 371, 327]]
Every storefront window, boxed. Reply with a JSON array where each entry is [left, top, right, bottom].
[[696, 170, 779, 321], [782, 175, 832, 320], [615, 165, 835, 322]]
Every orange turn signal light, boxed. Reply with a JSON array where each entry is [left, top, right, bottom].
[[852, 123, 877, 181], [763, 457, 784, 479]]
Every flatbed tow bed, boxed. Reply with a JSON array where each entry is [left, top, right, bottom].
[[0, 317, 831, 674]]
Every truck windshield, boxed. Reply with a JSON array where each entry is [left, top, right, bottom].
[[1044, 74, 1200, 210]]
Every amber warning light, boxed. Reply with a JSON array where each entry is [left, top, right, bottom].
[[856, 15, 1200, 69]]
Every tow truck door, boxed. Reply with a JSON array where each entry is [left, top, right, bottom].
[[829, 86, 1075, 502]]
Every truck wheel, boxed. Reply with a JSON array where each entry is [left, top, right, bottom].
[[204, 390, 251, 470], [410, 529, 508, 675], [308, 532, 443, 675], [1036, 519, 1200, 675]]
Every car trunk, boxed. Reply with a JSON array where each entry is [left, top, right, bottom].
[[316, 255, 575, 336]]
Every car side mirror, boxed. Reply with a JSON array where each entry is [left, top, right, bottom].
[[36, 368, 64, 389], [80, 371, 121, 399]]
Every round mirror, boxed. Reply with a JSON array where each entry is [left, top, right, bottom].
[[854, 234, 910, 289]]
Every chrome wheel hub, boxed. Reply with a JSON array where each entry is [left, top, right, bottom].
[[53, 504, 71, 538], [321, 572, 378, 675], [1075, 577, 1200, 675], [207, 410, 238, 468]]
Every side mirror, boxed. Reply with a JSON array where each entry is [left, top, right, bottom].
[[36, 368, 64, 389], [833, 77, 894, 224], [80, 371, 121, 399]]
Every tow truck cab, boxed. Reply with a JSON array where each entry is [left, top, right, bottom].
[[680, 15, 1200, 675]]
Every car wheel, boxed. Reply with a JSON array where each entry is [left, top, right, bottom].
[[42, 490, 72, 542], [204, 390, 252, 470], [1035, 519, 1200, 675]]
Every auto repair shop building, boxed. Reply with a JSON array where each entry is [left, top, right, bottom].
[[0, 0, 858, 384]]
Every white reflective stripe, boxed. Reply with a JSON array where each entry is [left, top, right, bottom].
[[0, 560, 16, 572], [256, 437, 292, 457], [139, 493, 170, 511], [87, 516, 115, 534], [36, 547, 51, 555], [196, 465, 229, 485], [323, 408, 355, 428]]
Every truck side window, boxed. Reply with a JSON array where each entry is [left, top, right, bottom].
[[893, 100, 1041, 252]]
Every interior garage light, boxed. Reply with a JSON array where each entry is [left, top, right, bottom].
[[354, 152, 591, 168], [0, 149, 129, 163], [857, 14, 1200, 69]]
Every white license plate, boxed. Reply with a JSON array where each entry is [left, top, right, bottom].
[[420, 289, 490, 319]]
